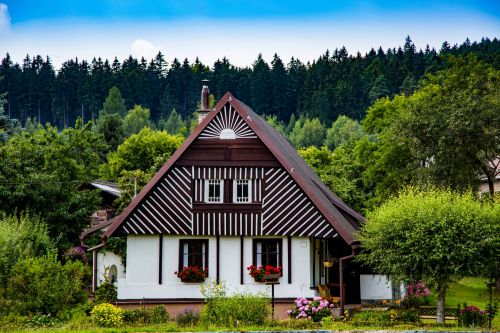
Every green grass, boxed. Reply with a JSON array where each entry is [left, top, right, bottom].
[[427, 277, 499, 328]]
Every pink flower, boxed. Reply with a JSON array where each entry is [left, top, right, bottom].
[[330, 304, 334, 308]]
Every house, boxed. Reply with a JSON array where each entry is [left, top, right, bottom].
[[85, 83, 396, 317]]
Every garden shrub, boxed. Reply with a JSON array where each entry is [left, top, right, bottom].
[[175, 307, 200, 326], [351, 310, 391, 326], [459, 305, 488, 327], [350, 308, 421, 326], [63, 246, 87, 264], [394, 309, 421, 323], [287, 296, 333, 321], [122, 305, 169, 324], [6, 253, 89, 315], [94, 281, 117, 304], [0, 213, 54, 294], [401, 281, 430, 308], [90, 303, 124, 327], [200, 280, 270, 326]]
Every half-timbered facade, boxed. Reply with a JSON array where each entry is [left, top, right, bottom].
[[89, 86, 395, 315]]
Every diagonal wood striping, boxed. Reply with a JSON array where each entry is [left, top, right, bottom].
[[119, 167, 193, 235], [262, 168, 336, 238]]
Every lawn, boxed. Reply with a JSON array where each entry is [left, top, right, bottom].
[[427, 277, 499, 328]]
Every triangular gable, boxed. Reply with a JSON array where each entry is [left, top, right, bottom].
[[105, 93, 363, 244]]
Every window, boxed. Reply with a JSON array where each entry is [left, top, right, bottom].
[[179, 239, 208, 271], [253, 238, 282, 268], [233, 179, 252, 203], [205, 179, 223, 203]]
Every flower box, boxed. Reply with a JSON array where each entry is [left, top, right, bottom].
[[247, 265, 282, 282], [175, 266, 208, 283]]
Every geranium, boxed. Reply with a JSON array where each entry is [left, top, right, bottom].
[[247, 264, 282, 282], [175, 266, 208, 282]]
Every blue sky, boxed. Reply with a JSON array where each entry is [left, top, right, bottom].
[[0, 1, 499, 68]]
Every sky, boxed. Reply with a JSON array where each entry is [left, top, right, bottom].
[[0, 1, 498, 68]]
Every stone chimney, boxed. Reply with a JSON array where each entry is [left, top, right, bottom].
[[197, 79, 211, 124]]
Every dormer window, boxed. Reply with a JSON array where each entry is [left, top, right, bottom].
[[233, 179, 252, 203], [205, 179, 223, 203]]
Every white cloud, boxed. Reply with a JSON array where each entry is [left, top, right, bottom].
[[0, 3, 11, 33], [131, 39, 160, 60]]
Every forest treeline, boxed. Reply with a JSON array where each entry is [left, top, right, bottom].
[[1, 36, 499, 128]]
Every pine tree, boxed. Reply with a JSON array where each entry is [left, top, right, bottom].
[[368, 74, 390, 103], [101, 86, 126, 117]]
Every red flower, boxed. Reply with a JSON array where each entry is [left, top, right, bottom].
[[175, 266, 208, 282], [247, 265, 282, 281]]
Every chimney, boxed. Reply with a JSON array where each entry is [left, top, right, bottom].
[[197, 79, 211, 124]]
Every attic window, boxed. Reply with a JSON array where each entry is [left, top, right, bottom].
[[220, 128, 236, 139]]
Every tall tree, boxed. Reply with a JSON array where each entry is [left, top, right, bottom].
[[0, 120, 105, 246], [122, 105, 154, 137], [101, 86, 126, 117], [358, 188, 499, 323], [404, 55, 500, 200]]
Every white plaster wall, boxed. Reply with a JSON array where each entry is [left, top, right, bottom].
[[126, 235, 159, 284], [96, 251, 125, 286], [118, 235, 316, 300], [360, 274, 393, 300]]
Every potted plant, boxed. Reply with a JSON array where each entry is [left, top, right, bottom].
[[247, 264, 282, 282], [175, 266, 208, 283]]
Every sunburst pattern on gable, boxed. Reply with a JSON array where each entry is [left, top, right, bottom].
[[199, 104, 257, 139]]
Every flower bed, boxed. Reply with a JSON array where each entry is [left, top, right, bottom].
[[175, 266, 208, 282], [287, 296, 333, 322], [247, 265, 282, 282]]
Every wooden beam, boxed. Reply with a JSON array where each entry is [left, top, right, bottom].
[[240, 236, 244, 284], [92, 250, 97, 292], [216, 235, 220, 283], [287, 235, 292, 284], [159, 235, 163, 285]]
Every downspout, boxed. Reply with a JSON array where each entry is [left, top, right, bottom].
[[339, 243, 361, 314], [88, 242, 106, 292]]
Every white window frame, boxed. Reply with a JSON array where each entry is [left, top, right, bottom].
[[204, 179, 224, 203], [233, 179, 252, 203]]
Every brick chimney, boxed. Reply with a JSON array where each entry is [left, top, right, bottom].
[[197, 79, 211, 124]]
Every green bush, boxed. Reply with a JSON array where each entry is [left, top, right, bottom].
[[94, 281, 117, 304], [0, 213, 54, 294], [351, 310, 391, 326], [122, 305, 169, 324], [6, 253, 89, 315], [350, 308, 421, 326], [175, 307, 200, 326], [200, 280, 270, 326], [459, 304, 488, 327], [90, 303, 124, 327], [394, 309, 421, 323]]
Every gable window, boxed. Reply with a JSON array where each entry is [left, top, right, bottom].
[[253, 238, 282, 268], [205, 179, 223, 203], [179, 239, 209, 271], [233, 179, 252, 203]]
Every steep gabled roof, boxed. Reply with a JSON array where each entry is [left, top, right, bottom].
[[105, 92, 364, 244]]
